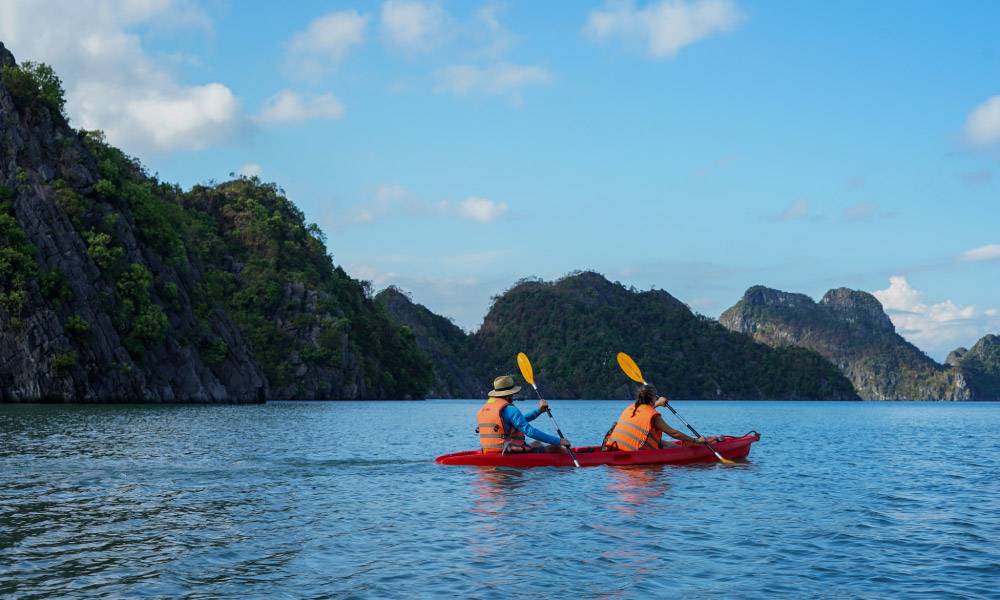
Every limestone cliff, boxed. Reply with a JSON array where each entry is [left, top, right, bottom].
[[953, 335, 1000, 398], [0, 43, 430, 401], [375, 286, 486, 399], [0, 43, 265, 402], [719, 285, 984, 400]]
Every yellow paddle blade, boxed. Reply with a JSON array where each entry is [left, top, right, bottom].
[[516, 352, 535, 386], [617, 352, 645, 383]]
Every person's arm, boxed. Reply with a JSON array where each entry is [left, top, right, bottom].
[[502, 405, 560, 445], [522, 399, 549, 423], [651, 412, 704, 444]]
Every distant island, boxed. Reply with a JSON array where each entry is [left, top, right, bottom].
[[379, 275, 1000, 401], [2, 45, 997, 402]]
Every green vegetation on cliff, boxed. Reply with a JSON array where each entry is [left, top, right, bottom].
[[376, 286, 482, 399], [467, 272, 859, 400], [719, 286, 977, 400], [0, 184, 37, 322], [958, 335, 1000, 398], [183, 178, 432, 398], [0, 60, 66, 120], [76, 129, 432, 397], [0, 52, 431, 399]]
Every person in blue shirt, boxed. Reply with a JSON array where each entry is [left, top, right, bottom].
[[476, 375, 571, 454]]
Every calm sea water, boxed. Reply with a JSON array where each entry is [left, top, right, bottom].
[[2, 400, 998, 600]]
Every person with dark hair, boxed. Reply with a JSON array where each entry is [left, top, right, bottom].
[[476, 375, 570, 454], [602, 384, 712, 451]]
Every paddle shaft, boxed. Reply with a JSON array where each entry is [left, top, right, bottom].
[[658, 399, 730, 462], [530, 384, 581, 467]]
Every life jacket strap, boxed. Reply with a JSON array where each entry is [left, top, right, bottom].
[[609, 426, 651, 450]]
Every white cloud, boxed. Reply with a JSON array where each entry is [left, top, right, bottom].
[[433, 63, 551, 104], [842, 201, 879, 222], [255, 90, 345, 124], [470, 4, 518, 58], [238, 163, 262, 178], [334, 183, 508, 227], [873, 276, 1000, 358], [458, 196, 508, 223], [957, 244, 1000, 262], [687, 297, 716, 310], [0, 0, 247, 155], [284, 10, 370, 81], [373, 3, 541, 104], [583, 0, 745, 59], [346, 182, 416, 224], [339, 182, 445, 225], [121, 83, 244, 152], [963, 95, 1000, 147], [777, 199, 813, 221], [380, 0, 447, 51]]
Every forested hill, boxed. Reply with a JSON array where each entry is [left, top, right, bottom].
[[381, 271, 859, 400], [0, 45, 429, 401], [469, 272, 859, 400], [718, 286, 1000, 400]]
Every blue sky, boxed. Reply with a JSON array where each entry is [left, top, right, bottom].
[[2, 0, 998, 361]]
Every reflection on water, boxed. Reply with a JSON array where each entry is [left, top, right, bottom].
[[467, 467, 532, 561], [605, 466, 671, 516]]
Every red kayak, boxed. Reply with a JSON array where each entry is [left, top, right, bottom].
[[435, 431, 760, 467]]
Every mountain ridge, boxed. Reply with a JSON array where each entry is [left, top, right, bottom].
[[383, 272, 860, 400], [718, 285, 997, 400], [3, 46, 996, 402]]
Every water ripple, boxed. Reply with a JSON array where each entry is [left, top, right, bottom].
[[2, 401, 1000, 599]]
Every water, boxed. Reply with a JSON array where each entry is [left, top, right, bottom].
[[2, 400, 998, 600]]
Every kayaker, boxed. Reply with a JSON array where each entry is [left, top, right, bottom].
[[602, 384, 718, 451], [477, 375, 571, 454]]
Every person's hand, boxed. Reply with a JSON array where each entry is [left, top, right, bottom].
[[654, 396, 669, 408], [693, 436, 706, 443], [538, 399, 549, 413], [559, 437, 571, 447]]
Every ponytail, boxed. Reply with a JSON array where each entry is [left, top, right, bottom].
[[632, 384, 657, 417]]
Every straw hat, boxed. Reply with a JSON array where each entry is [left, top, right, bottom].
[[488, 375, 522, 397]]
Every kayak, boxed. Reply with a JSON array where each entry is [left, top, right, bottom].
[[435, 431, 760, 467]]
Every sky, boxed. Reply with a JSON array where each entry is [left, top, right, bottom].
[[1, 0, 998, 361]]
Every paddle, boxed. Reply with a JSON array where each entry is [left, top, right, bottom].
[[616, 352, 735, 464], [516, 352, 581, 467]]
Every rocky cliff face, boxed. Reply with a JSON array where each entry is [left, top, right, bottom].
[[719, 285, 984, 400], [266, 282, 364, 400], [376, 287, 486, 398], [820, 288, 895, 331], [953, 334, 1000, 398], [1, 44, 431, 402], [0, 43, 266, 402]]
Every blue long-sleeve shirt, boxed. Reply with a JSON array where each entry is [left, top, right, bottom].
[[501, 404, 560, 446]]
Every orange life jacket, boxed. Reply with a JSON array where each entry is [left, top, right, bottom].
[[604, 404, 663, 451], [476, 397, 529, 454]]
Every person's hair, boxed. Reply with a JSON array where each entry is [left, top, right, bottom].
[[632, 384, 657, 417]]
